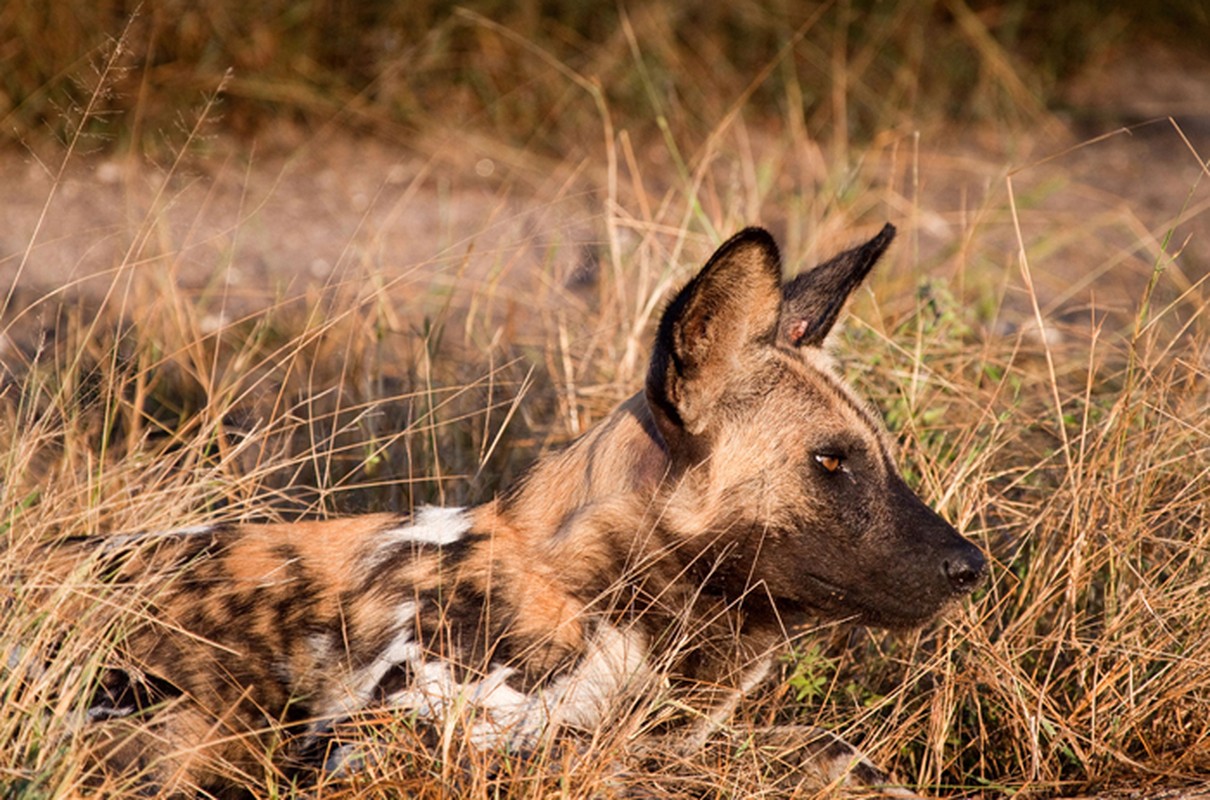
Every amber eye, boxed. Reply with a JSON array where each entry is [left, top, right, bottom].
[[814, 453, 844, 473]]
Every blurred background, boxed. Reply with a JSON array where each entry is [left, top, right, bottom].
[[3, 0, 1208, 315], [4, 0, 1209, 148]]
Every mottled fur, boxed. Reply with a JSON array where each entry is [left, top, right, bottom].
[[77, 225, 985, 795]]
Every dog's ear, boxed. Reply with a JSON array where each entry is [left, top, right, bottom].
[[646, 228, 782, 448], [779, 223, 895, 348]]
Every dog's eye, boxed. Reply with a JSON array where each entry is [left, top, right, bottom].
[[814, 453, 844, 473]]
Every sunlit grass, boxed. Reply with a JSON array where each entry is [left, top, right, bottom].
[[2, 5, 1208, 799]]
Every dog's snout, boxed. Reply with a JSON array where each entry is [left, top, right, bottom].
[[942, 544, 986, 593]]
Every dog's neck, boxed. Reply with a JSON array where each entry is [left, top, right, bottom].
[[466, 392, 693, 615], [491, 392, 671, 538]]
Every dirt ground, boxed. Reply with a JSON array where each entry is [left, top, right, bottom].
[[2, 41, 1207, 355]]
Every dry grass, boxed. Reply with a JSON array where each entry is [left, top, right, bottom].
[[2, 6, 1209, 800]]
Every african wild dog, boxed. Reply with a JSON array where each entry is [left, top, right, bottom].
[[78, 224, 985, 794]]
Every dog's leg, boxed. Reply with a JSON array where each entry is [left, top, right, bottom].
[[87, 707, 225, 796], [678, 658, 775, 752], [625, 723, 924, 799], [743, 724, 925, 798], [86, 689, 272, 797]]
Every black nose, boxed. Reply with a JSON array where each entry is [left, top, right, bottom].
[[942, 545, 987, 593]]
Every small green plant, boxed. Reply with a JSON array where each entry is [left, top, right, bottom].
[[784, 643, 836, 705]]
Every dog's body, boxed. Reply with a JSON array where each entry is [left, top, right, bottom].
[[82, 226, 985, 794]]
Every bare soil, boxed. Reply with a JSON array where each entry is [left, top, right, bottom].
[[2, 41, 1207, 347]]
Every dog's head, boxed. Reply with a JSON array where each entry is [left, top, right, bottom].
[[646, 225, 985, 628]]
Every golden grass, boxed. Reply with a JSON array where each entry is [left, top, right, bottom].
[[2, 8, 1209, 800]]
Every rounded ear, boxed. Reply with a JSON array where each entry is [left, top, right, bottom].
[[780, 223, 896, 348], [646, 228, 782, 448]]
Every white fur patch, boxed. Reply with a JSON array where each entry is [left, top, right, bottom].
[[321, 602, 421, 724], [379, 622, 653, 749], [545, 622, 653, 730], [100, 524, 215, 552], [392, 660, 546, 748], [380, 506, 470, 547]]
